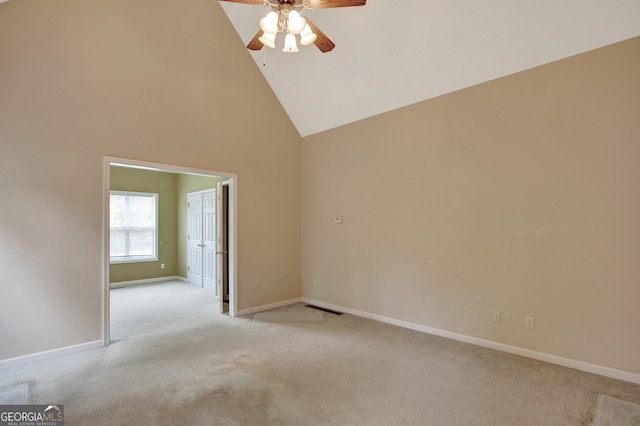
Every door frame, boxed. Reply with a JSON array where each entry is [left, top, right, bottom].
[[102, 156, 238, 346], [217, 180, 230, 313]]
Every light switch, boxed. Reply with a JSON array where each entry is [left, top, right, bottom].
[[334, 216, 342, 224]]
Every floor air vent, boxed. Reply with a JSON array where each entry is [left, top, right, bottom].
[[305, 305, 343, 315]]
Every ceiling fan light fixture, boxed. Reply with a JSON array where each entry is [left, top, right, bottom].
[[227, 0, 366, 54], [259, 11, 279, 34], [258, 32, 276, 48], [283, 33, 299, 53], [299, 23, 317, 46], [287, 10, 306, 34]]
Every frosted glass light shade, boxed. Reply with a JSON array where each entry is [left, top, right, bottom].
[[258, 32, 276, 48], [287, 10, 306, 34], [283, 33, 299, 53], [260, 11, 279, 35], [299, 23, 317, 46]]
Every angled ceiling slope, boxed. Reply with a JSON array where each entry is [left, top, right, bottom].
[[219, 1, 640, 137]]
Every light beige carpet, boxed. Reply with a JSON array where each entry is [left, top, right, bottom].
[[0, 382, 28, 404], [1, 281, 639, 425], [591, 395, 640, 426]]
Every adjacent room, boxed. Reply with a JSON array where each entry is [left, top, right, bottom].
[[1, 0, 639, 424]]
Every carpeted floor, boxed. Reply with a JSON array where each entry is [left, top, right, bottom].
[[1, 281, 639, 425], [591, 394, 640, 426]]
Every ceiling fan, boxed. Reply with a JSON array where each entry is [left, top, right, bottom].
[[219, 0, 366, 53]]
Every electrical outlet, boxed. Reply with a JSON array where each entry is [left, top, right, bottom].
[[492, 310, 501, 323], [334, 216, 342, 224], [526, 316, 535, 329], [160, 263, 165, 269]]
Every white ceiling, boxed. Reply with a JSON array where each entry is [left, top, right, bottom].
[[219, 1, 640, 137]]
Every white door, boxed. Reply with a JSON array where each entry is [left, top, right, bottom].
[[202, 190, 217, 292], [187, 193, 203, 286], [187, 189, 216, 291]]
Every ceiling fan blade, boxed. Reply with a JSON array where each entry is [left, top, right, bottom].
[[246, 30, 264, 50], [304, 18, 335, 52], [305, 0, 366, 9], [218, 0, 266, 5]]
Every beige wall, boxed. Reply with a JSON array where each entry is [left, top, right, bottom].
[[302, 37, 640, 375], [176, 173, 225, 279], [0, 0, 301, 360], [109, 166, 179, 283]]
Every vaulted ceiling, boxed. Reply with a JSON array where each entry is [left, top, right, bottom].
[[219, 1, 640, 137]]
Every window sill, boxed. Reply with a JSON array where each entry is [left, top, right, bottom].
[[110, 257, 158, 265]]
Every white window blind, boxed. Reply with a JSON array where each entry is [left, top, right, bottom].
[[110, 191, 158, 263]]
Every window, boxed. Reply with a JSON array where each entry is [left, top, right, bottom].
[[110, 191, 158, 263]]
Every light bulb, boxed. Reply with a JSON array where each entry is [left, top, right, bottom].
[[258, 32, 276, 49], [287, 10, 306, 35], [259, 11, 279, 35], [299, 23, 317, 46], [283, 33, 299, 53]]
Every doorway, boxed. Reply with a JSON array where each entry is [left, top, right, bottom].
[[103, 156, 238, 346], [217, 181, 230, 313]]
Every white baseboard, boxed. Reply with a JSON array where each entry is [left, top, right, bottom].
[[237, 298, 302, 316], [301, 297, 640, 385], [0, 340, 104, 369], [110, 276, 186, 288]]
